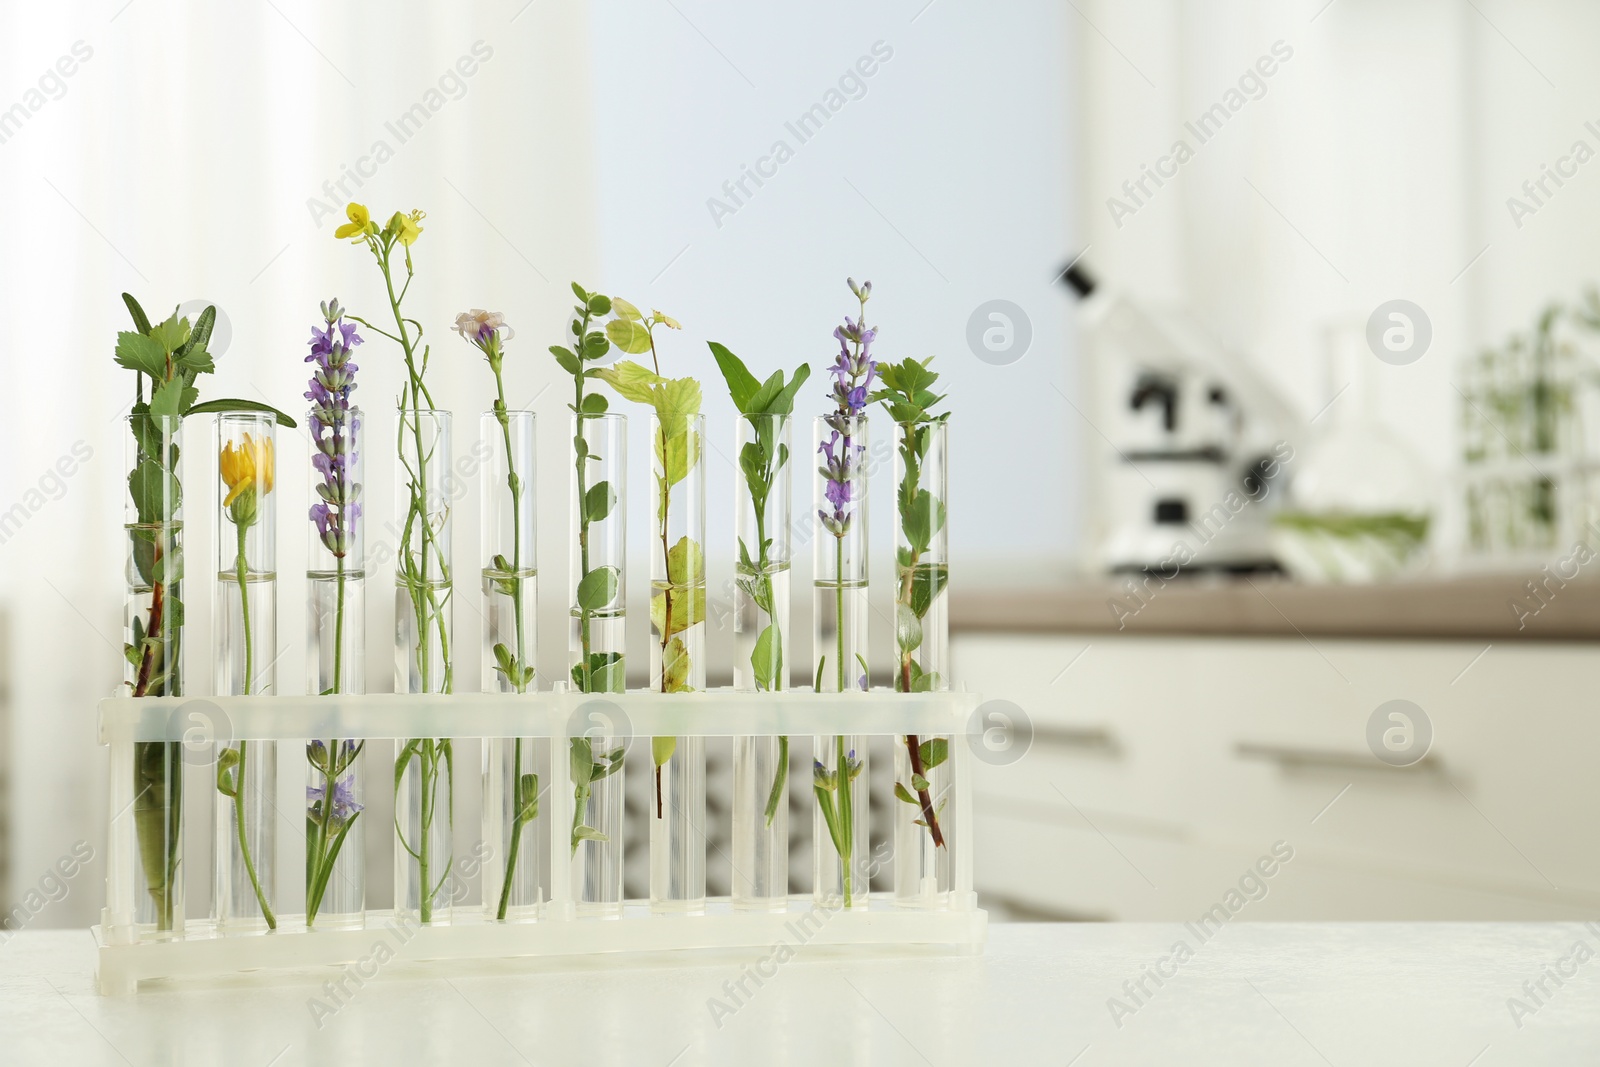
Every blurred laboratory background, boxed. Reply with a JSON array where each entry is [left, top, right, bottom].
[[2, 0, 1598, 930]]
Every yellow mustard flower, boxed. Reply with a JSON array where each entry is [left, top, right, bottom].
[[396, 209, 424, 247], [334, 202, 371, 241], [219, 433, 275, 509]]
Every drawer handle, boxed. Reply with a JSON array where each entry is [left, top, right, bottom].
[[1034, 724, 1121, 756], [1235, 741, 1442, 775]]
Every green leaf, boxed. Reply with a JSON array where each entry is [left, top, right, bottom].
[[909, 563, 949, 619], [581, 392, 609, 414], [310, 814, 360, 914], [736, 572, 771, 618], [873, 357, 945, 427], [897, 660, 922, 694], [763, 736, 789, 825], [187, 399, 298, 428], [588, 651, 625, 693], [900, 489, 946, 556], [114, 331, 168, 378], [122, 292, 153, 336], [570, 281, 590, 304], [569, 737, 594, 791], [661, 635, 693, 692], [882, 357, 938, 401], [666, 536, 705, 586], [895, 602, 923, 653], [175, 345, 214, 376], [128, 526, 157, 584], [911, 773, 930, 792], [150, 313, 188, 356], [738, 440, 769, 497], [179, 305, 215, 362], [919, 738, 949, 770], [584, 481, 616, 523], [650, 569, 705, 643], [148, 378, 197, 418], [656, 421, 699, 486], [573, 825, 608, 843], [752, 623, 782, 692], [709, 341, 761, 411], [587, 294, 613, 316], [128, 459, 179, 521], [594, 360, 662, 402], [612, 297, 643, 321], [605, 318, 653, 355], [659, 377, 702, 419], [875, 399, 919, 425], [549, 345, 581, 376], [744, 370, 787, 416], [894, 782, 918, 805], [576, 566, 618, 612], [148, 543, 183, 585], [769, 363, 812, 415], [912, 670, 943, 693], [653, 735, 677, 767], [649, 584, 665, 640]]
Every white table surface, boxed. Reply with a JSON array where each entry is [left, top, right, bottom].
[[3, 922, 1597, 1065]]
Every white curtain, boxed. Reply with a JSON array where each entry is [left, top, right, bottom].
[[0, 0, 600, 926]]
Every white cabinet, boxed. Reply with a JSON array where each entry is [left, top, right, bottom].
[[955, 632, 1600, 920]]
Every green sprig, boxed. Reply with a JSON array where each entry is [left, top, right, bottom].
[[595, 302, 702, 820], [116, 291, 293, 933], [873, 355, 952, 850], [712, 342, 810, 826]]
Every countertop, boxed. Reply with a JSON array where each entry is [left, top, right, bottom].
[[953, 575, 1600, 640], [4, 923, 1597, 1064]]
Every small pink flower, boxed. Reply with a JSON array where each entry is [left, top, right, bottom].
[[453, 309, 513, 344]]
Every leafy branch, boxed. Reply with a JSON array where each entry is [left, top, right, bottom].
[[711, 341, 810, 823], [550, 283, 628, 848], [117, 291, 293, 933], [873, 355, 950, 849], [594, 306, 702, 819]]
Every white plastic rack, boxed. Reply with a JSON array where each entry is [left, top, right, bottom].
[[95, 689, 986, 994]]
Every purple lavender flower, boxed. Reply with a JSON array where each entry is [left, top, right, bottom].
[[306, 298, 361, 560], [307, 771, 363, 824], [307, 740, 362, 822], [818, 280, 877, 538], [826, 476, 852, 511]]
